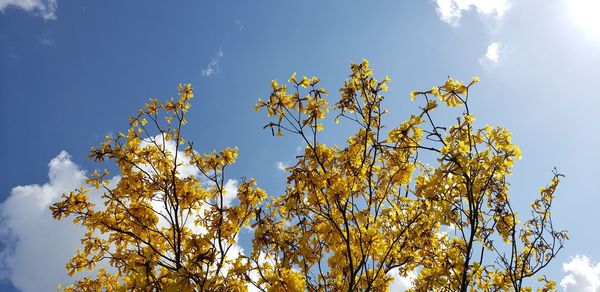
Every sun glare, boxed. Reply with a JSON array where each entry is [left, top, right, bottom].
[[568, 0, 600, 40]]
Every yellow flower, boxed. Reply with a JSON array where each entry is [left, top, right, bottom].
[[410, 91, 417, 101], [288, 72, 297, 84], [300, 75, 310, 88]]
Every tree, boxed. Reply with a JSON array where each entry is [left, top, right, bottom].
[[51, 84, 266, 291], [52, 61, 567, 291], [251, 60, 567, 291]]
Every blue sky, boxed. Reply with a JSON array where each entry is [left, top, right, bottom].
[[1, 0, 599, 291]]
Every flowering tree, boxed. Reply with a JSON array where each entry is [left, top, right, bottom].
[[51, 84, 265, 291], [52, 61, 566, 291], [252, 60, 567, 291]]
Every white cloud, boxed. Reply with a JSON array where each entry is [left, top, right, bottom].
[[0, 149, 245, 291], [0, 151, 100, 291], [485, 42, 500, 62], [479, 42, 502, 65], [247, 252, 277, 292], [388, 268, 415, 291], [222, 179, 239, 207], [0, 0, 57, 20], [276, 161, 288, 172], [139, 134, 199, 178], [435, 0, 509, 26], [561, 255, 600, 292], [202, 48, 224, 77], [138, 135, 240, 231]]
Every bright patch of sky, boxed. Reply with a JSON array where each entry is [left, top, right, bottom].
[[568, 0, 600, 41], [1, 0, 600, 290]]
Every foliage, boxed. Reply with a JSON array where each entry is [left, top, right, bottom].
[[52, 61, 567, 291]]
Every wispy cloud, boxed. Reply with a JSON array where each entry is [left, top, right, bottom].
[[39, 36, 55, 47], [276, 161, 288, 172], [435, 0, 509, 26], [235, 20, 244, 31], [202, 48, 224, 77], [0, 0, 58, 20], [561, 255, 600, 291]]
